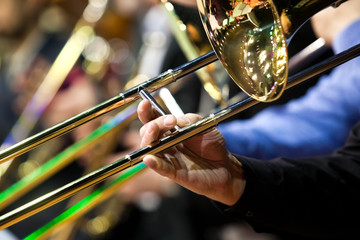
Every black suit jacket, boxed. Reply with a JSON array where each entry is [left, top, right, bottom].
[[220, 121, 360, 240]]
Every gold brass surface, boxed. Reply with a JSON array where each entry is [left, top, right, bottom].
[[197, 0, 288, 102]]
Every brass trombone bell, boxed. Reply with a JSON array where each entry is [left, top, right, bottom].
[[0, 0, 357, 231], [0, 0, 343, 163], [197, 0, 340, 102], [2, 42, 360, 230]]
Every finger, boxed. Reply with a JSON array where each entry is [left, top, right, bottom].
[[137, 100, 161, 124], [143, 155, 175, 180], [140, 115, 177, 147], [139, 125, 146, 138], [176, 113, 202, 128], [140, 113, 199, 145], [141, 121, 159, 147]]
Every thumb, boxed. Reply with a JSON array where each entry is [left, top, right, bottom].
[[143, 154, 175, 180]]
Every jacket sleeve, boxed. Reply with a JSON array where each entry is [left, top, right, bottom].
[[217, 20, 360, 160], [218, 121, 360, 240]]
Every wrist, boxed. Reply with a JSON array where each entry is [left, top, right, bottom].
[[222, 154, 246, 206]]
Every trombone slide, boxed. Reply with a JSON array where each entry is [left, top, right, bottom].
[[1, 42, 359, 230]]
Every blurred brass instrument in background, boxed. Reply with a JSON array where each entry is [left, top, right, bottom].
[[0, 0, 359, 235], [0, 1, 226, 238]]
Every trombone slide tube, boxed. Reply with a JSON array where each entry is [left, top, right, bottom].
[[1, 43, 359, 231], [0, 106, 227, 230], [0, 51, 217, 163]]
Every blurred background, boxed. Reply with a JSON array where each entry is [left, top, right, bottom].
[[0, 0, 332, 239]]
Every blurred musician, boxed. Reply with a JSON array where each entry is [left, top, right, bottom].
[[0, 0, 99, 238]]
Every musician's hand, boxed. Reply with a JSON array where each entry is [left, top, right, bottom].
[[311, 0, 360, 45], [137, 99, 245, 206]]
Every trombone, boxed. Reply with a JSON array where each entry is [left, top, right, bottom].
[[20, 33, 336, 237], [0, 0, 322, 162], [0, 0, 109, 185], [0, 0, 359, 231]]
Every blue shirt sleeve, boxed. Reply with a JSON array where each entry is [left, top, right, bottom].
[[217, 20, 360, 160]]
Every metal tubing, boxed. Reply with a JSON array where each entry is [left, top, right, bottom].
[[0, 43, 359, 230], [0, 51, 217, 163]]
